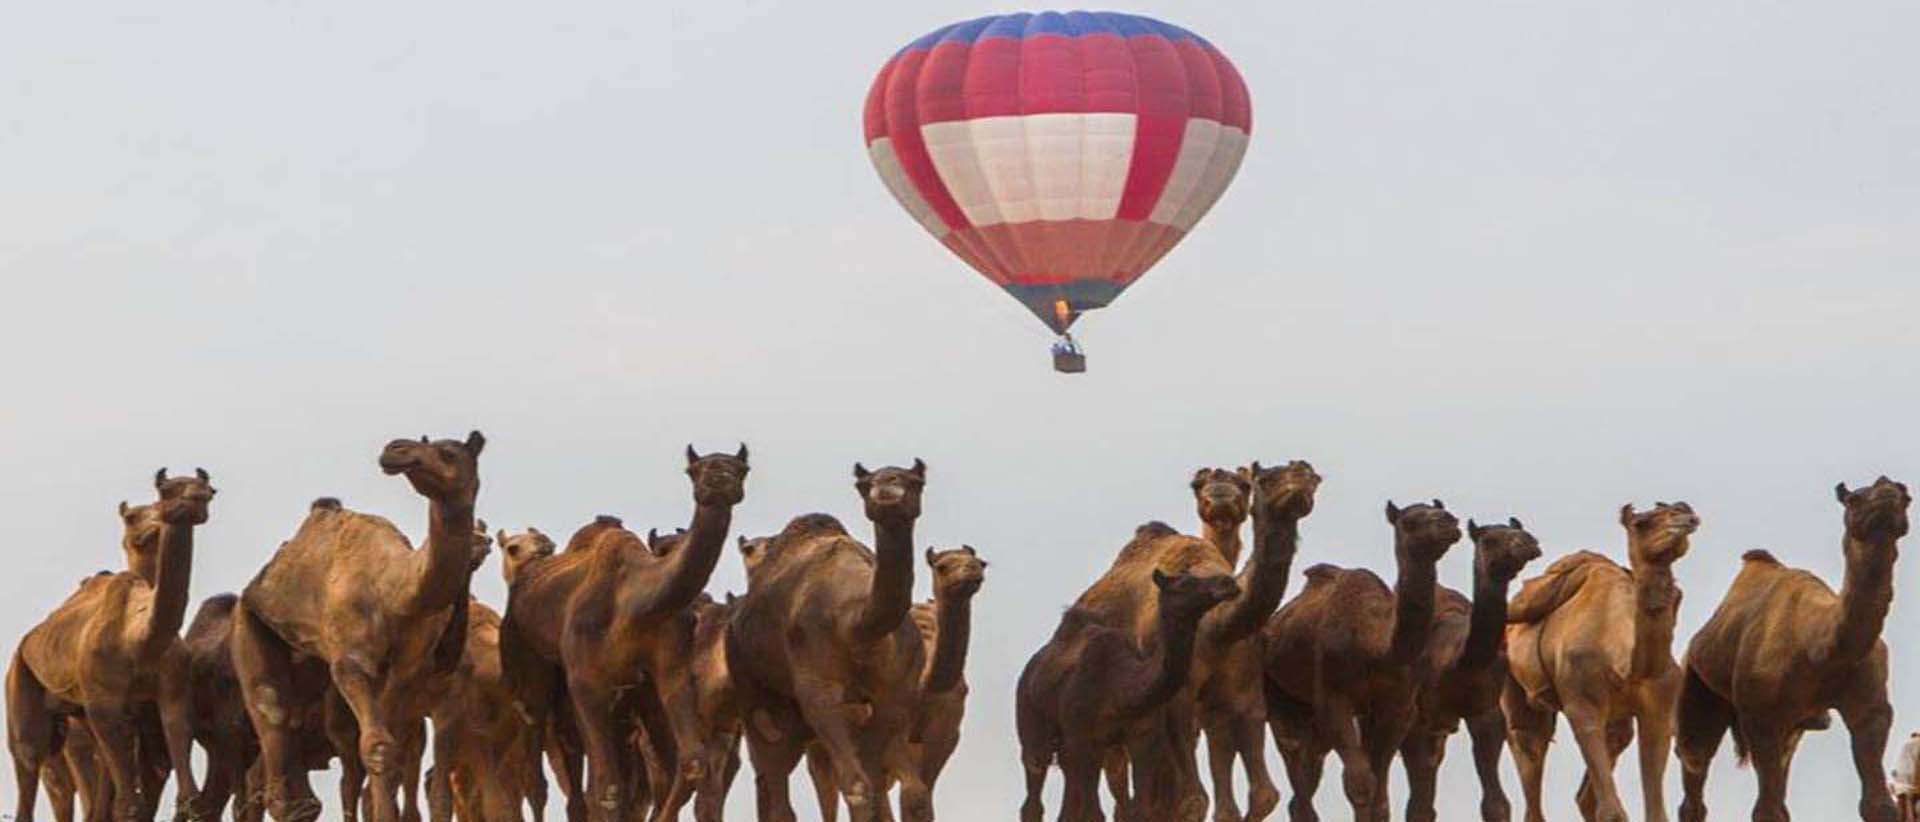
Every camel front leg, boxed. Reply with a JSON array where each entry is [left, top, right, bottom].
[[1398, 730, 1442, 822], [632, 673, 698, 822], [157, 661, 205, 820], [1739, 716, 1792, 822], [1264, 682, 1320, 822], [1635, 676, 1680, 822], [1501, 681, 1553, 822], [793, 680, 883, 822], [1840, 690, 1898, 822], [7, 654, 55, 822], [806, 745, 839, 822], [1059, 739, 1106, 822], [330, 659, 403, 822], [1564, 707, 1628, 822], [1100, 747, 1134, 822], [1312, 696, 1373, 822], [743, 717, 804, 822], [1233, 711, 1279, 822], [1465, 710, 1513, 822], [231, 605, 321, 822], [81, 706, 142, 822], [566, 680, 632, 822], [1018, 742, 1049, 822], [1202, 710, 1242, 822]]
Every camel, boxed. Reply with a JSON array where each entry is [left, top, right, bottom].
[[1062, 461, 1319, 821], [426, 598, 546, 822], [40, 715, 103, 822], [1188, 467, 1280, 822], [500, 445, 749, 822], [184, 593, 265, 822], [687, 593, 745, 822], [1399, 518, 1542, 822], [724, 460, 930, 822], [1502, 500, 1699, 822], [232, 431, 485, 822], [1261, 499, 1462, 822], [1018, 569, 1243, 822], [9, 468, 216, 822], [1677, 477, 1910, 822]]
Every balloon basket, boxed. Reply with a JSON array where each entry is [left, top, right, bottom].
[[1051, 337, 1087, 374]]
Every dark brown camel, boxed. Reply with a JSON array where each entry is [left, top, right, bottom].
[[1190, 467, 1280, 822], [1399, 518, 1541, 822], [233, 432, 484, 822], [1262, 499, 1461, 822], [1018, 569, 1242, 822], [500, 446, 748, 822], [9, 469, 215, 822], [1677, 477, 1910, 822], [724, 460, 928, 822]]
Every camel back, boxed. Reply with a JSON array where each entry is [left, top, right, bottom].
[[1507, 550, 1627, 624]]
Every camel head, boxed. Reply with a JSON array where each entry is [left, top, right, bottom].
[[1836, 476, 1910, 544], [1151, 568, 1241, 623], [153, 468, 216, 525], [1245, 460, 1321, 520], [380, 431, 485, 504], [647, 527, 688, 556], [737, 535, 773, 573], [1385, 499, 1461, 564], [685, 444, 750, 508], [925, 545, 987, 599], [1466, 516, 1544, 582], [1619, 501, 1699, 565], [466, 518, 494, 573], [497, 527, 556, 585], [118, 500, 162, 554], [855, 459, 927, 525], [1191, 468, 1251, 527]]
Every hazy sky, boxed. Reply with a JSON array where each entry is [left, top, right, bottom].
[[4, 1, 1918, 819]]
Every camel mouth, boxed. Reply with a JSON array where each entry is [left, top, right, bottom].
[[378, 454, 418, 475], [868, 486, 908, 506], [946, 577, 984, 596]]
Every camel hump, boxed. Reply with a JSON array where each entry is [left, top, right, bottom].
[[595, 514, 623, 527], [910, 601, 938, 642], [777, 513, 848, 543], [310, 497, 343, 513], [1051, 606, 1102, 641], [1133, 520, 1178, 540], [565, 516, 632, 553], [186, 592, 239, 638], [1302, 563, 1344, 582], [1742, 549, 1782, 565], [1508, 550, 1619, 624]]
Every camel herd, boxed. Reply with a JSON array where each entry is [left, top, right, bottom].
[[1, 432, 1909, 822]]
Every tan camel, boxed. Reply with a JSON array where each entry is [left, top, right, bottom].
[[1262, 499, 1461, 822], [233, 432, 484, 822], [1677, 477, 1910, 822], [1064, 461, 1320, 821], [899, 546, 987, 812], [725, 460, 929, 822], [1188, 467, 1280, 822], [1400, 518, 1542, 822], [1018, 569, 1243, 822], [1502, 501, 1699, 822], [426, 598, 546, 822], [500, 446, 748, 822], [9, 468, 216, 822]]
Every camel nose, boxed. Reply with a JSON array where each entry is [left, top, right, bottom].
[[870, 485, 905, 505]]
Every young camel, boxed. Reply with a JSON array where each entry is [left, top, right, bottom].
[[1502, 501, 1699, 822], [234, 432, 485, 822], [1017, 570, 1243, 822], [1399, 518, 1542, 822], [8, 469, 216, 822], [1262, 500, 1462, 822], [1677, 476, 1910, 822]]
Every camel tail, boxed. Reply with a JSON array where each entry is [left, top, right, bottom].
[[1731, 723, 1751, 767]]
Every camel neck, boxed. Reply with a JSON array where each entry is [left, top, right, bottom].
[[1387, 553, 1440, 664], [1829, 535, 1897, 664], [1628, 560, 1680, 678], [1122, 610, 1205, 720], [414, 498, 476, 614], [1201, 518, 1246, 567], [1459, 568, 1516, 671], [140, 519, 196, 658], [1210, 513, 1300, 644], [922, 593, 975, 694], [852, 515, 918, 644], [629, 501, 733, 622]]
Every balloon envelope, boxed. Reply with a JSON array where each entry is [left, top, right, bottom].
[[864, 11, 1251, 333]]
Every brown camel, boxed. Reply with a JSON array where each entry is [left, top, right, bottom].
[[426, 598, 545, 822], [232, 432, 484, 822], [1261, 499, 1461, 822], [9, 468, 216, 822], [1189, 467, 1281, 822], [1018, 569, 1243, 822], [1063, 461, 1320, 822], [724, 460, 929, 822], [1502, 501, 1699, 822], [1677, 477, 1910, 822], [1399, 518, 1542, 822], [184, 592, 265, 822], [500, 446, 748, 822], [687, 593, 745, 822]]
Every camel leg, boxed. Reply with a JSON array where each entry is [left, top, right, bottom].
[[1059, 739, 1106, 822], [546, 712, 587, 822], [793, 683, 880, 822], [1265, 685, 1320, 822], [1465, 710, 1513, 822], [1203, 712, 1242, 822], [1018, 743, 1049, 822], [1359, 708, 1415, 822], [231, 605, 321, 822], [744, 721, 803, 822], [44, 756, 75, 822], [1501, 681, 1554, 822], [82, 706, 144, 822], [1233, 711, 1279, 822], [326, 689, 367, 822], [157, 664, 203, 820], [192, 737, 234, 822], [1840, 686, 1898, 822], [1399, 731, 1442, 822], [1635, 682, 1679, 822], [7, 653, 55, 822], [567, 681, 632, 822], [805, 746, 839, 822], [330, 658, 403, 822], [1100, 748, 1134, 822], [1308, 695, 1368, 822], [632, 677, 696, 822], [1165, 698, 1208, 822], [1570, 716, 1630, 822], [398, 720, 427, 822], [1740, 716, 1792, 822]]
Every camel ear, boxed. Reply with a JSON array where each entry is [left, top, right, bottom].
[[1152, 568, 1172, 589], [1191, 468, 1210, 488], [911, 458, 927, 478], [961, 545, 977, 556], [648, 528, 661, 548], [118, 500, 131, 519], [1431, 499, 1445, 510], [1835, 482, 1851, 504], [1619, 504, 1636, 526], [528, 526, 543, 537], [686, 445, 700, 466], [195, 467, 210, 482], [1509, 516, 1524, 530], [476, 518, 488, 533], [737, 535, 749, 551], [497, 529, 509, 546], [1467, 518, 1483, 539], [1385, 500, 1402, 524], [853, 463, 871, 480], [736, 443, 749, 463], [155, 468, 169, 489], [1242, 462, 1262, 480], [925, 547, 938, 567], [464, 431, 485, 455]]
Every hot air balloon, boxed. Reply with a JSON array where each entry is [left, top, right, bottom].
[[864, 11, 1251, 372]]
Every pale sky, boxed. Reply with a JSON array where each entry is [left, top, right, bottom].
[[4, 1, 1918, 819]]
